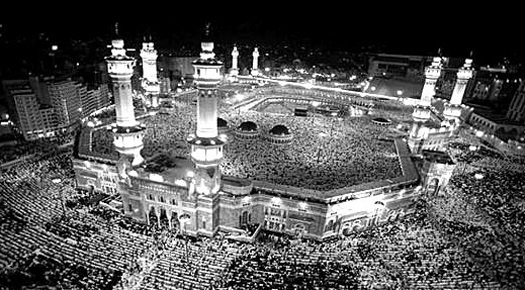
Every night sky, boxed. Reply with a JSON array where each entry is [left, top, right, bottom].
[[1, 1, 522, 64]]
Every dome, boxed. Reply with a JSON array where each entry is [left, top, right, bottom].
[[217, 118, 228, 128], [238, 121, 257, 132], [269, 125, 290, 135]]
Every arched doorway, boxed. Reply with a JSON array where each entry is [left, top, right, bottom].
[[148, 207, 158, 227], [159, 208, 169, 229], [294, 224, 306, 237], [170, 212, 180, 233]]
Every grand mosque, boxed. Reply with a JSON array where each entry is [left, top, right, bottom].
[[72, 28, 467, 242]]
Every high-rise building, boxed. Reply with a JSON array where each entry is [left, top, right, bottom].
[[466, 66, 520, 107], [507, 80, 525, 122], [81, 85, 111, 117], [2, 80, 59, 140], [47, 79, 83, 128]]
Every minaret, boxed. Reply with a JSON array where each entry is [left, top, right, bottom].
[[442, 58, 473, 129], [187, 25, 224, 196], [230, 45, 239, 76], [106, 37, 144, 167], [251, 47, 259, 76], [408, 56, 442, 153], [140, 37, 160, 108]]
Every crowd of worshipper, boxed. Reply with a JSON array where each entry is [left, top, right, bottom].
[[0, 132, 74, 164], [88, 93, 406, 191], [1, 136, 525, 289]]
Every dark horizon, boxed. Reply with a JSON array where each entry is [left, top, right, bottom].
[[1, 3, 523, 65]]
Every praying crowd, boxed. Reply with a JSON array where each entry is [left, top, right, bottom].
[[1, 84, 524, 289], [1, 148, 523, 288], [220, 109, 402, 190]]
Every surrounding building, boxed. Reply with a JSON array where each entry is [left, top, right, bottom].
[[81, 85, 111, 117], [2, 79, 59, 140], [2, 76, 113, 140], [368, 53, 432, 80], [47, 79, 83, 128], [466, 66, 520, 107], [507, 80, 525, 122]]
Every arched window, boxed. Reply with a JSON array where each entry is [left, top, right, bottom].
[[326, 220, 334, 231], [241, 211, 249, 225]]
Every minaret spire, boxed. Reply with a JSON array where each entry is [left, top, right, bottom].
[[230, 44, 239, 76], [140, 35, 160, 107], [251, 46, 260, 76], [187, 23, 225, 196], [114, 22, 119, 37], [442, 58, 474, 129], [105, 31, 145, 167], [408, 55, 443, 153]]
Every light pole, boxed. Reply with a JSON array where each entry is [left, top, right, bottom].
[[51, 178, 65, 217], [179, 215, 190, 261]]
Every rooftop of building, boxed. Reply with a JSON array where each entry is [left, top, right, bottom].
[[142, 152, 194, 178], [77, 84, 422, 196], [472, 108, 525, 126]]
